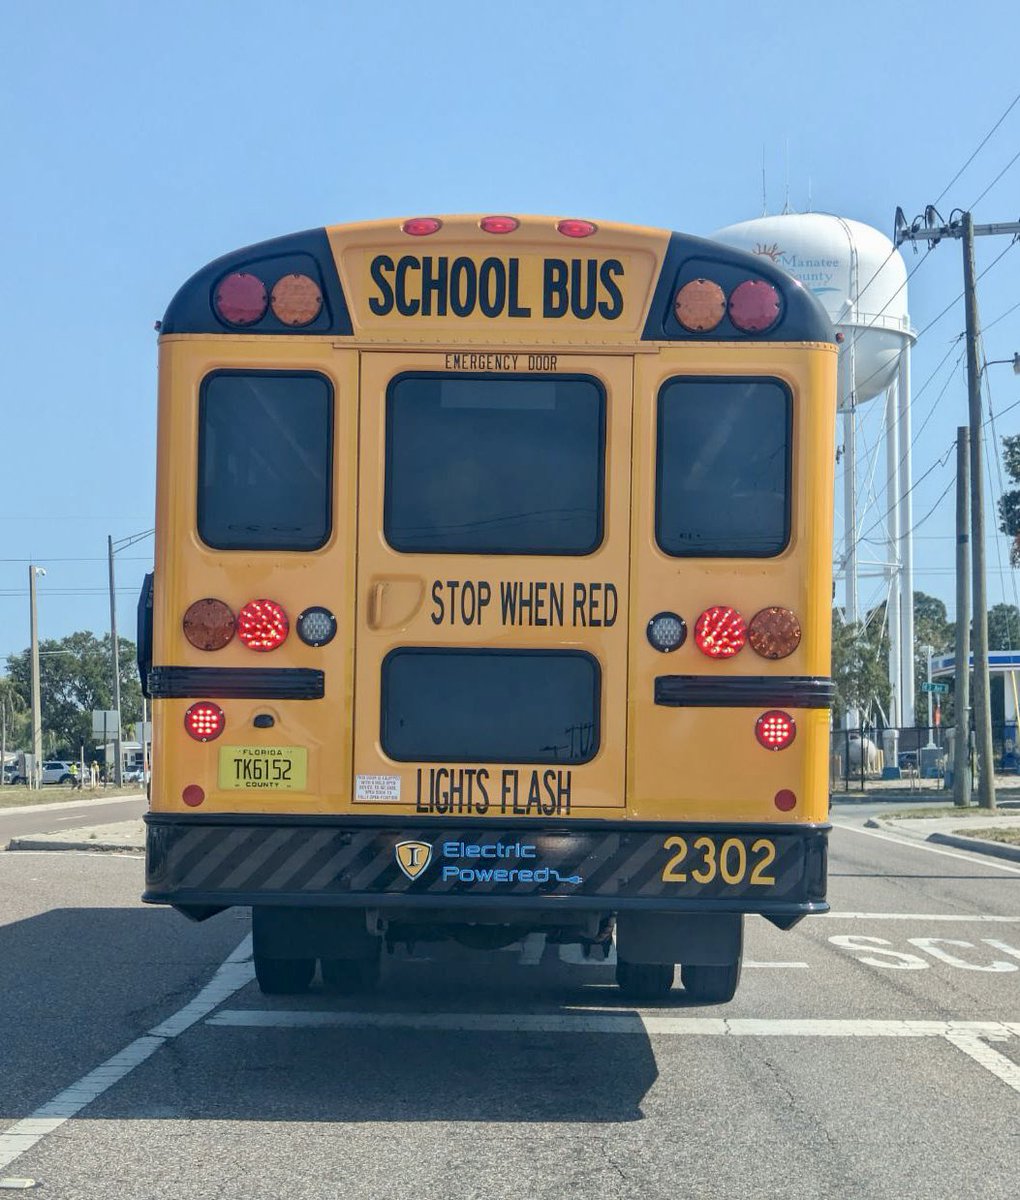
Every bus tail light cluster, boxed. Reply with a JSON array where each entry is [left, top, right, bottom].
[[214, 271, 323, 327], [645, 606, 800, 660], [674, 277, 781, 333], [184, 598, 336, 651], [755, 710, 796, 751]]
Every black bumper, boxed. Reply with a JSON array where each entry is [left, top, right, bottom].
[[144, 814, 828, 918]]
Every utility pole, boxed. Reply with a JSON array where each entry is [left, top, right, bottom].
[[108, 535, 123, 786], [895, 207, 1020, 810], [953, 428, 971, 808], [961, 214, 995, 810], [29, 564, 45, 790]]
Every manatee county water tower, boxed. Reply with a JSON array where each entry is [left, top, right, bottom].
[[713, 214, 916, 729]]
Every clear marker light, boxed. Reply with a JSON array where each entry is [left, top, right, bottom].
[[647, 612, 687, 653], [296, 605, 337, 647]]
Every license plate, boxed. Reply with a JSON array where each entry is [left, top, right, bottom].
[[217, 746, 307, 791]]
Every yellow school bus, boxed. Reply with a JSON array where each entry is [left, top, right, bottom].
[[140, 213, 836, 1003]]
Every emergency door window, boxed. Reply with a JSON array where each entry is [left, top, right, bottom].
[[384, 374, 605, 555], [656, 377, 791, 557], [198, 370, 333, 551], [381, 648, 600, 764]]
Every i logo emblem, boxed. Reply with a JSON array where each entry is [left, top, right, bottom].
[[395, 840, 433, 880]]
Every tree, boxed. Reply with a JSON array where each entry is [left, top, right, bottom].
[[5, 631, 142, 757], [913, 591, 954, 726], [831, 609, 890, 725], [0, 676, 29, 758], [997, 434, 1020, 566], [987, 603, 1020, 651]]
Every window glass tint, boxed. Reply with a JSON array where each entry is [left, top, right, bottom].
[[382, 649, 600, 764], [385, 375, 604, 554], [656, 377, 791, 557], [198, 372, 332, 550]]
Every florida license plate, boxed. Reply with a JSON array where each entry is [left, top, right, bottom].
[[217, 746, 307, 791]]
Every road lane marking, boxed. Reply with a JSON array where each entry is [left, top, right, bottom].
[[0, 936, 253, 1174], [944, 1032, 1020, 1095], [831, 823, 1020, 874], [743, 961, 810, 969], [822, 912, 1020, 922], [207, 1010, 1020, 1040]]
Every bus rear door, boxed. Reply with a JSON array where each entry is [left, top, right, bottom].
[[351, 351, 633, 820]]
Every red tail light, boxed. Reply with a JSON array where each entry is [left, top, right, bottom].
[[214, 272, 268, 326], [237, 599, 289, 651], [402, 217, 442, 236], [694, 606, 747, 658], [756, 711, 796, 751], [184, 702, 225, 742], [556, 218, 598, 238], [480, 215, 519, 234]]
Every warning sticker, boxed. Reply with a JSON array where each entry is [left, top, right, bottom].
[[356, 774, 402, 803]]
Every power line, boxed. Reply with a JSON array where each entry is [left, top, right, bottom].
[[934, 89, 1020, 206], [971, 145, 1020, 211]]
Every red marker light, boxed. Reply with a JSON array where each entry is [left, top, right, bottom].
[[214, 272, 268, 326], [480, 215, 519, 234], [184, 702, 225, 743], [728, 279, 781, 332], [182, 784, 206, 807], [556, 219, 598, 238], [694, 606, 747, 658], [774, 789, 797, 811], [237, 599, 289, 651], [402, 217, 442, 236], [755, 711, 796, 751]]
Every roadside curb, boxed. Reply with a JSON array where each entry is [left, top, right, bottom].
[[864, 817, 1020, 863], [927, 832, 1020, 863], [6, 835, 144, 853]]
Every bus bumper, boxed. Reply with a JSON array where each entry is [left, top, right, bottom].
[[143, 813, 828, 921]]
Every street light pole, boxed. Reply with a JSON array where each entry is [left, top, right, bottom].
[[107, 535, 123, 786], [29, 564, 45, 790]]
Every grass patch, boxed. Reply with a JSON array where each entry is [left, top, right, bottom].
[[876, 805, 1009, 820], [959, 827, 1020, 846], [0, 785, 144, 809]]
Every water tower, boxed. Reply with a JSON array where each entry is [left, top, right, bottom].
[[712, 214, 917, 727]]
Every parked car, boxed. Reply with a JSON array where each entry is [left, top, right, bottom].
[[41, 760, 79, 785]]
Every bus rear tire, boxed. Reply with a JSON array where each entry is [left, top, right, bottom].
[[615, 959, 675, 1002], [254, 953, 315, 996], [320, 954, 381, 994], [680, 960, 742, 1004]]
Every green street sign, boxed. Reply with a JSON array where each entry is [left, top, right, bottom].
[[922, 682, 949, 694]]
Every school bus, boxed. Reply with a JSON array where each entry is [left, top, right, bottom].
[[140, 213, 836, 1003]]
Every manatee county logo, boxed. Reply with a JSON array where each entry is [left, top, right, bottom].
[[395, 840, 433, 880]]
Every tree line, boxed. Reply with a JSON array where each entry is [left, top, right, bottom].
[[0, 631, 143, 760], [832, 592, 1020, 727]]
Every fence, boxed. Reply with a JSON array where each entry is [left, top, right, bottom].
[[830, 722, 1020, 792]]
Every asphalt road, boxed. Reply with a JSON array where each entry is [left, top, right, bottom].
[[0, 793, 146, 842], [1, 810, 1018, 1199]]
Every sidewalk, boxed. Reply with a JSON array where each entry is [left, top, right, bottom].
[[864, 810, 1020, 864], [6, 819, 145, 853]]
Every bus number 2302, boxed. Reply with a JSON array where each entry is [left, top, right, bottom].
[[660, 835, 777, 887]]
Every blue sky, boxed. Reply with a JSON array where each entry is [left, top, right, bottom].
[[1, 0, 1018, 661]]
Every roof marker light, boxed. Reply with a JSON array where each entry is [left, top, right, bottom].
[[402, 217, 442, 236], [728, 279, 781, 332], [214, 272, 268, 326], [556, 219, 598, 238], [480, 215, 519, 234]]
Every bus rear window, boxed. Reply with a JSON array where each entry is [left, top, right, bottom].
[[656, 377, 791, 557], [198, 371, 333, 551], [381, 648, 600, 764], [384, 374, 605, 555]]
